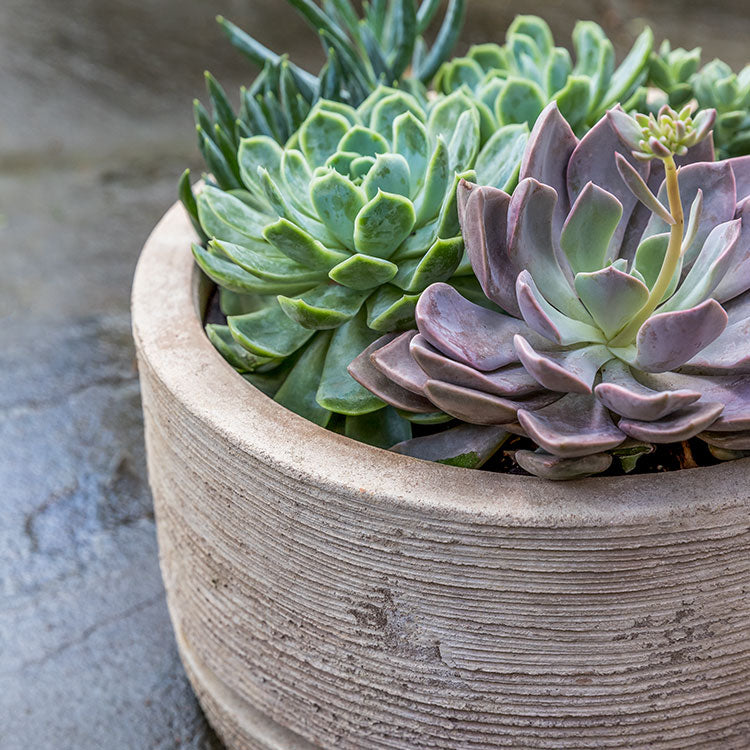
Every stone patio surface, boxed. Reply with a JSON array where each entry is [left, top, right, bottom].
[[1, 1, 747, 748]]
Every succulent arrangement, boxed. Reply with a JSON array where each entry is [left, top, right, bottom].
[[182, 3, 750, 479], [350, 102, 750, 478]]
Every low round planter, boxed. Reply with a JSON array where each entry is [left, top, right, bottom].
[[132, 202, 750, 750]]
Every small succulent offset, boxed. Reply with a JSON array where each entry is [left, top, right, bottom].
[[182, 0, 466, 193], [647, 40, 702, 112], [184, 85, 529, 448], [434, 15, 652, 135], [351, 101, 750, 479]]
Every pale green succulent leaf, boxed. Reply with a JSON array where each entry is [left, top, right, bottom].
[[309, 169, 367, 248], [206, 323, 277, 372], [228, 300, 315, 358], [212, 239, 325, 283], [427, 90, 476, 146], [353, 190, 416, 258], [350, 155, 376, 179], [197, 186, 272, 243], [192, 244, 314, 295], [413, 137, 451, 224], [392, 111, 430, 195], [274, 331, 333, 427], [545, 47, 573, 95], [598, 26, 654, 113], [366, 285, 421, 331], [560, 184, 623, 274], [474, 123, 528, 190], [263, 217, 350, 270], [574, 268, 650, 339], [219, 288, 267, 316], [553, 75, 591, 132], [316, 309, 386, 414], [391, 236, 464, 293], [369, 91, 425, 138], [437, 169, 476, 238], [277, 283, 370, 330], [508, 15, 554, 58], [345, 407, 411, 448], [495, 77, 546, 126], [362, 153, 412, 200], [238, 136, 284, 191], [447, 108, 481, 169], [338, 125, 389, 157], [328, 253, 398, 289], [299, 109, 351, 167]]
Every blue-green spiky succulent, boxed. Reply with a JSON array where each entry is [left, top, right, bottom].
[[183, 85, 528, 446], [183, 0, 466, 193], [433, 15, 653, 135]]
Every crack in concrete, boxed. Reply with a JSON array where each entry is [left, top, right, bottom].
[[1, 592, 165, 676]]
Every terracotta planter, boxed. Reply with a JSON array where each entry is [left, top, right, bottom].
[[132, 202, 750, 750]]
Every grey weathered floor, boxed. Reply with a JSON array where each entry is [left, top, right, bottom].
[[0, 1, 745, 748]]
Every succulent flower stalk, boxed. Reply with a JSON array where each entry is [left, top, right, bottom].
[[351, 102, 750, 479]]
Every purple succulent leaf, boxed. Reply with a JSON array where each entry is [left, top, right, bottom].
[[680, 316, 750, 374], [615, 153, 675, 226], [574, 265, 650, 339], [712, 199, 750, 302], [410, 334, 543, 398], [560, 182, 624, 274], [729, 155, 750, 203], [514, 336, 612, 394], [634, 299, 728, 372], [594, 359, 700, 420], [508, 178, 593, 318], [416, 282, 531, 371], [519, 102, 578, 240], [724, 291, 750, 324], [644, 161, 736, 269], [369, 330, 429, 394], [659, 219, 742, 313], [516, 270, 606, 346], [391, 424, 509, 467], [423, 380, 560, 425], [516, 392, 626, 458], [566, 111, 649, 257], [638, 372, 750, 432], [347, 334, 435, 413], [515, 449, 613, 480], [699, 429, 750, 450], [459, 181, 520, 315], [618, 401, 724, 443], [500, 421, 529, 437]]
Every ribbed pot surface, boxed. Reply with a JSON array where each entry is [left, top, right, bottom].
[[132, 203, 750, 750]]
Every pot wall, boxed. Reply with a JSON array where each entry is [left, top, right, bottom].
[[133, 203, 750, 749]]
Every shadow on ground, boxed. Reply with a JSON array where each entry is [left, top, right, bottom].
[[1, 1, 746, 747]]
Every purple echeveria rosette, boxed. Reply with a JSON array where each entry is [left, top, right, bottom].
[[349, 101, 750, 479]]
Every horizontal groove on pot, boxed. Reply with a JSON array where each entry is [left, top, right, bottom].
[[133, 203, 750, 749]]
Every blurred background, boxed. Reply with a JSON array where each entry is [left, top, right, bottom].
[[1, 1, 748, 747]]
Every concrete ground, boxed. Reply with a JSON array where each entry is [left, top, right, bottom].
[[1, 1, 747, 748]]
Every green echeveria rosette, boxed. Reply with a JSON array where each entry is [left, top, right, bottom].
[[433, 15, 653, 136], [184, 85, 529, 447], [647, 40, 701, 112], [691, 59, 750, 158]]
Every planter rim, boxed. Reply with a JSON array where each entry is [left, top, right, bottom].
[[132, 202, 750, 526]]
